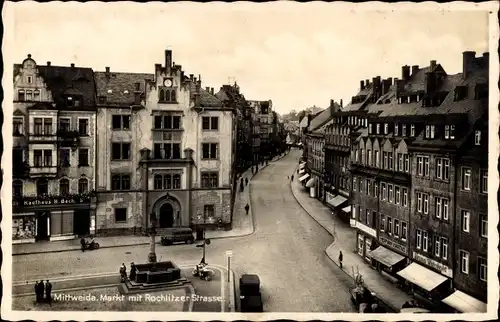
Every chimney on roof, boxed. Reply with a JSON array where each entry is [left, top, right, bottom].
[[430, 60, 437, 72], [134, 82, 141, 105], [365, 79, 370, 86], [483, 52, 489, 68], [360, 80, 365, 90], [189, 74, 194, 81], [165, 50, 172, 73], [205, 86, 210, 92], [71, 63, 75, 68], [387, 77, 393, 86], [105, 66, 110, 73], [210, 87, 214, 95], [134, 82, 141, 92], [462, 51, 476, 79], [47, 61, 51, 66], [340, 99, 343, 108], [402, 65, 410, 81], [396, 78, 404, 98], [411, 65, 419, 76]]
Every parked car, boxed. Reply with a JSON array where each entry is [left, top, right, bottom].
[[160, 227, 194, 246], [240, 274, 263, 312]]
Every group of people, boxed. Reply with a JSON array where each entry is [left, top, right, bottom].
[[34, 280, 52, 304]]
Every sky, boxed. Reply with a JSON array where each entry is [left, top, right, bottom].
[[4, 2, 495, 114]]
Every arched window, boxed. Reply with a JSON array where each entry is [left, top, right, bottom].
[[36, 178, 48, 196], [13, 180, 23, 196], [164, 174, 172, 189], [78, 178, 88, 194], [159, 89, 165, 101], [170, 89, 176, 102], [173, 174, 181, 189], [154, 175, 163, 190], [59, 178, 70, 195]]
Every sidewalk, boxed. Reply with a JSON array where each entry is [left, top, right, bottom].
[[12, 152, 290, 256], [290, 167, 413, 312]]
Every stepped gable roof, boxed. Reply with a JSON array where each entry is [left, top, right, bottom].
[[94, 71, 153, 105], [36, 64, 97, 107]]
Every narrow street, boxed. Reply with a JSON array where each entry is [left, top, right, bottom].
[[12, 150, 354, 312]]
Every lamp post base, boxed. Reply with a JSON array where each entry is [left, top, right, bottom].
[[148, 252, 157, 263]]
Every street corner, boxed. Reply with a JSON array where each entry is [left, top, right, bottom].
[[181, 266, 231, 312]]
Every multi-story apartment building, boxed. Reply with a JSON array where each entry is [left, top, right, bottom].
[[12, 55, 97, 243], [217, 83, 252, 173], [251, 112, 261, 166], [94, 49, 235, 236], [347, 52, 489, 312], [303, 107, 332, 199], [250, 100, 274, 160]]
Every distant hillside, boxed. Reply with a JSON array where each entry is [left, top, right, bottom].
[[281, 105, 325, 122]]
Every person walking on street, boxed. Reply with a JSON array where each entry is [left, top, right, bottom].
[[38, 280, 45, 302], [244, 203, 250, 215], [291, 174, 294, 181], [80, 237, 86, 252], [245, 177, 249, 186], [240, 179, 244, 192], [45, 280, 52, 305], [339, 251, 343, 269]]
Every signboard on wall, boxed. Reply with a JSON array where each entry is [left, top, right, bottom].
[[380, 236, 407, 255], [413, 251, 453, 278]]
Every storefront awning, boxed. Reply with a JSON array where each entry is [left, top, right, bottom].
[[397, 262, 448, 292], [442, 290, 487, 313], [299, 169, 305, 175], [341, 205, 352, 213], [306, 177, 316, 188], [368, 246, 405, 268], [299, 163, 306, 169], [327, 195, 347, 208], [298, 174, 310, 182]]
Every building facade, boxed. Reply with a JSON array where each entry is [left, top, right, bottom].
[[12, 55, 97, 243], [346, 52, 489, 312], [94, 50, 235, 235]]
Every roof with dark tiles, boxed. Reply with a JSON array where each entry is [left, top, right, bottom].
[[189, 81, 223, 107], [14, 63, 97, 108], [94, 71, 154, 105]]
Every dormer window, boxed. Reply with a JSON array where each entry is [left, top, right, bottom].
[[407, 96, 411, 104], [450, 125, 456, 139], [398, 97, 403, 104], [425, 125, 435, 139], [410, 124, 415, 137], [33, 90, 40, 101], [107, 89, 113, 94], [26, 90, 33, 101], [402, 124, 407, 136], [416, 94, 420, 101], [27, 76, 33, 84], [394, 124, 399, 136], [67, 96, 73, 107], [124, 90, 129, 94], [475, 130, 482, 145], [454, 86, 468, 101], [368, 123, 373, 134], [376, 123, 380, 134], [384, 123, 389, 134]]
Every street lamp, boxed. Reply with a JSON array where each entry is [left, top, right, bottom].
[[196, 229, 211, 264], [148, 213, 157, 263]]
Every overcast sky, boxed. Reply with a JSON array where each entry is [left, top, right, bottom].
[[4, 2, 494, 114]]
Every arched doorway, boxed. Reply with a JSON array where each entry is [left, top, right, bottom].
[[159, 203, 174, 228]]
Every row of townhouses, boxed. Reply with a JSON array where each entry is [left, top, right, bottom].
[[298, 51, 489, 313], [11, 50, 286, 245]]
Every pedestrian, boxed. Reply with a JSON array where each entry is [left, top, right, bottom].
[[34, 281, 41, 303], [45, 280, 52, 305], [251, 166, 254, 174], [240, 180, 244, 192], [80, 237, 86, 252], [38, 280, 45, 302], [339, 251, 343, 269], [291, 175, 294, 181], [244, 203, 250, 215], [129, 262, 136, 281], [245, 177, 249, 186]]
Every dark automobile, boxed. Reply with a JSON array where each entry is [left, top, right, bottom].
[[160, 227, 195, 246], [239, 274, 263, 312]]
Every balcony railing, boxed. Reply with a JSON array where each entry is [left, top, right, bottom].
[[29, 166, 58, 177], [28, 133, 57, 143], [13, 193, 93, 208]]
